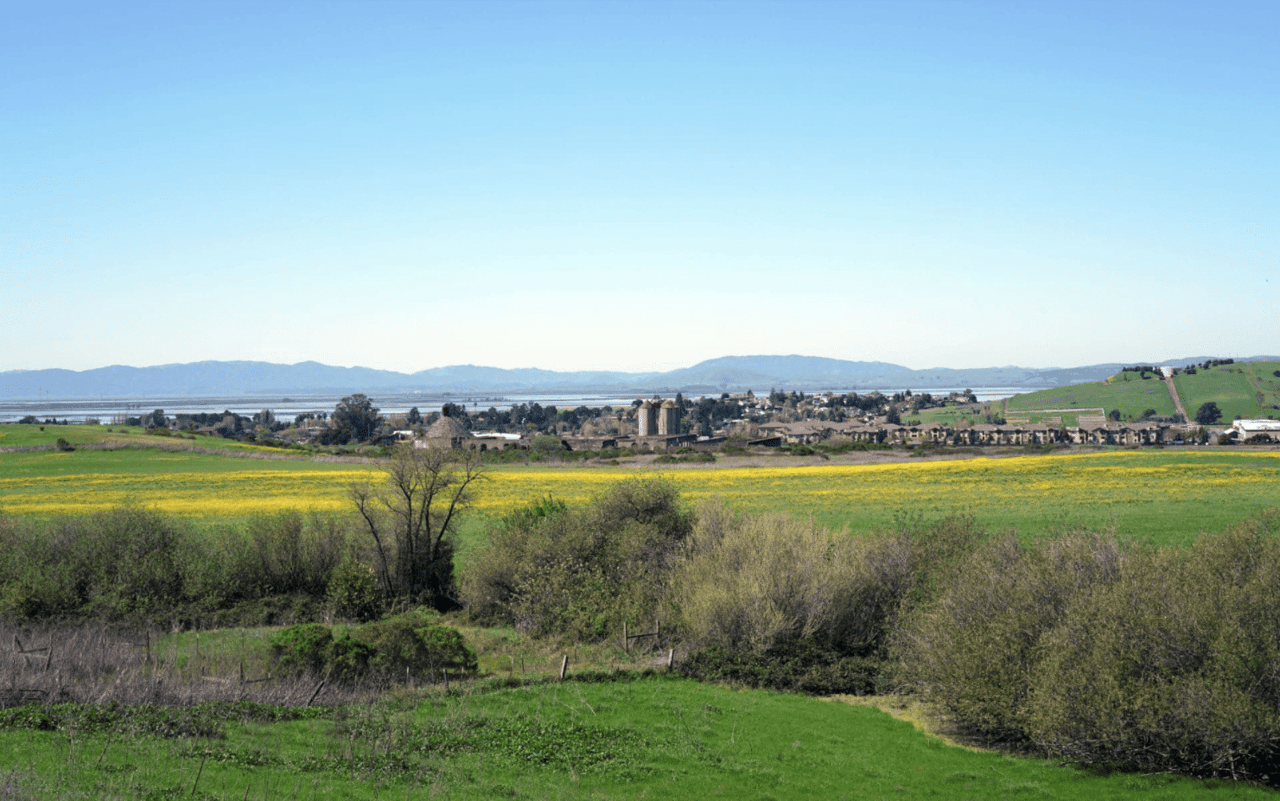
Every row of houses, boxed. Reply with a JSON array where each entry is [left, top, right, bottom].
[[404, 410, 1278, 453], [759, 420, 1195, 447]]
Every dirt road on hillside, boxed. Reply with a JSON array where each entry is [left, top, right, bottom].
[[1165, 375, 1189, 420]]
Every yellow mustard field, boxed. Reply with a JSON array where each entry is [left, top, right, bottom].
[[3, 449, 1279, 542], [0, 466, 377, 519], [475, 451, 1280, 541]]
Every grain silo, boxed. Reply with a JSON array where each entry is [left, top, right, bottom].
[[637, 400, 657, 437], [658, 399, 680, 436]]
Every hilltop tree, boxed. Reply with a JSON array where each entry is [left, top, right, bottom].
[[1195, 402, 1223, 426]]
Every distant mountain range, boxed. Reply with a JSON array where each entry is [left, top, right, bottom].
[[1, 355, 1277, 399]]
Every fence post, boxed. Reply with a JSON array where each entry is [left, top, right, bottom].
[[559, 654, 569, 681], [623, 622, 628, 653]]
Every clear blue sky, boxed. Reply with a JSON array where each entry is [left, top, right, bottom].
[[4, 0, 1276, 374]]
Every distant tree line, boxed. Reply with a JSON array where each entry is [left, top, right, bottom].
[[470, 402, 610, 434], [1181, 358, 1236, 375]]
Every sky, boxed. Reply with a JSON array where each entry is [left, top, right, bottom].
[[3, 0, 1276, 375]]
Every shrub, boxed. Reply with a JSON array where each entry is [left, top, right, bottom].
[[271, 623, 336, 674], [462, 479, 692, 640], [460, 495, 566, 624], [0, 508, 353, 622], [270, 611, 475, 682], [270, 623, 373, 682], [672, 507, 986, 694], [679, 640, 881, 695], [81, 507, 193, 617], [530, 434, 565, 452], [245, 511, 348, 597], [326, 557, 384, 622], [353, 609, 477, 677], [1024, 510, 1280, 780], [890, 528, 1126, 742], [672, 501, 868, 655]]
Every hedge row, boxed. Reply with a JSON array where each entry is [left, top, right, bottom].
[[0, 508, 382, 624]]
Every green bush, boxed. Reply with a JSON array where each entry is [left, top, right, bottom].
[[271, 623, 336, 674], [1024, 510, 1280, 780], [890, 509, 1280, 781], [0, 508, 355, 622], [679, 640, 881, 695], [245, 511, 349, 597], [270, 611, 475, 682], [270, 623, 374, 682], [326, 557, 384, 622], [462, 479, 692, 640], [890, 528, 1126, 742], [353, 609, 478, 677]]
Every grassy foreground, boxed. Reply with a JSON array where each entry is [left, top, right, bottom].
[[3, 674, 1272, 800]]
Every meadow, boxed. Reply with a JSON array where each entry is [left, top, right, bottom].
[[1004, 373, 1175, 422], [4, 441, 1280, 548], [6, 429, 1280, 798], [3, 674, 1272, 800], [1174, 362, 1280, 422]]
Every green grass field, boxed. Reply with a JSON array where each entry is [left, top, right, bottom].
[[4, 429, 1280, 546], [1005, 374, 1175, 421], [5, 430, 1280, 798], [2, 675, 1271, 800], [0, 424, 289, 454], [1006, 361, 1280, 423], [1175, 361, 1280, 422]]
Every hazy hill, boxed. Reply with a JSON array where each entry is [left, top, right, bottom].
[[2, 355, 1278, 399]]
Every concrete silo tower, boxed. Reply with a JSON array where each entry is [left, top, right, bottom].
[[637, 400, 657, 437], [658, 399, 680, 436]]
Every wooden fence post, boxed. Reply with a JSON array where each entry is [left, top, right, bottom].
[[559, 654, 569, 681]]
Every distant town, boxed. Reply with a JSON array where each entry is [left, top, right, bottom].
[[19, 367, 1279, 452]]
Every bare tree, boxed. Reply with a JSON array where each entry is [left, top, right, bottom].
[[350, 445, 484, 610]]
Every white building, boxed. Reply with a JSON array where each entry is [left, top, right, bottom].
[[1232, 419, 1280, 441]]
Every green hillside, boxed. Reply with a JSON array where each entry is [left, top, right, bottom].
[[1174, 361, 1280, 422], [1006, 361, 1280, 423]]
